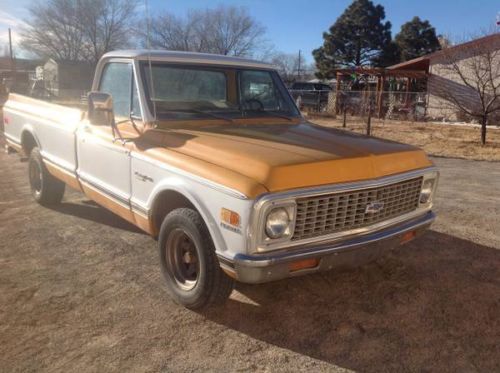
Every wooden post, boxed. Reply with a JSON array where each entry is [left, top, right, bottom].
[[335, 72, 341, 114], [405, 77, 410, 106], [342, 103, 347, 128], [377, 74, 385, 118], [366, 101, 372, 136]]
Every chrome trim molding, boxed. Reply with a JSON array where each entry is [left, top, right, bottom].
[[40, 151, 75, 174], [41, 152, 148, 217], [258, 167, 438, 203], [237, 211, 435, 268], [43, 157, 77, 177], [131, 200, 149, 216], [79, 177, 130, 207], [79, 178, 148, 218]]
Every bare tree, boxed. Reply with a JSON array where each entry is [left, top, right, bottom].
[[78, 0, 139, 64], [21, 0, 139, 64], [20, 0, 86, 61], [194, 6, 265, 56], [144, 5, 267, 57], [145, 12, 201, 51], [431, 32, 500, 145], [269, 52, 306, 85]]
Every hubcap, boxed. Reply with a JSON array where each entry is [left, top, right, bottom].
[[29, 161, 42, 196], [165, 229, 200, 291]]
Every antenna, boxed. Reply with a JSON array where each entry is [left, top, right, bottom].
[[145, 0, 157, 125]]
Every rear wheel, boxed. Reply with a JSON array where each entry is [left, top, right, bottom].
[[28, 147, 65, 205], [158, 208, 234, 309]]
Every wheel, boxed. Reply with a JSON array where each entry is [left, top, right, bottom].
[[158, 208, 235, 309], [28, 147, 65, 205]]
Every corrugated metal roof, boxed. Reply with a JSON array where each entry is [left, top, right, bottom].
[[388, 33, 500, 71]]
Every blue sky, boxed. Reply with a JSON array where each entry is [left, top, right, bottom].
[[1, 0, 499, 61]]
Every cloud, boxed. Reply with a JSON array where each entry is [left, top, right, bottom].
[[0, 10, 29, 50], [0, 10, 28, 29]]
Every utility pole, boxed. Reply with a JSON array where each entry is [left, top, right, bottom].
[[297, 49, 301, 80], [8, 28, 13, 66]]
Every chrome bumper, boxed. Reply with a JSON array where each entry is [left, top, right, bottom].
[[221, 211, 435, 284]]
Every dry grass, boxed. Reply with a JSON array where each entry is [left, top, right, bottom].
[[309, 116, 500, 162]]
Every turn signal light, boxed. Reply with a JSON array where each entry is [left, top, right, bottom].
[[400, 230, 416, 244], [288, 258, 319, 272], [221, 208, 240, 227]]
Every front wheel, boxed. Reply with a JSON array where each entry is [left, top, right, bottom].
[[158, 208, 234, 309], [28, 147, 65, 205]]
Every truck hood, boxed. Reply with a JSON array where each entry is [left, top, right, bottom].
[[139, 122, 432, 197]]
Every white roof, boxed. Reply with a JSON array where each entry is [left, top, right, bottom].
[[101, 49, 274, 69]]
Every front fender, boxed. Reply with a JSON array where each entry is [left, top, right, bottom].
[[147, 176, 229, 254]]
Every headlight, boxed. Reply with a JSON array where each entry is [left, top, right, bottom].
[[420, 178, 435, 204], [265, 207, 292, 239]]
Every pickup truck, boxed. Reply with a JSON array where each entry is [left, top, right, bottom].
[[289, 81, 332, 111], [1, 50, 438, 309]]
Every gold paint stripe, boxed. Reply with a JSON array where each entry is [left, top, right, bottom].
[[44, 160, 82, 192], [79, 180, 153, 235]]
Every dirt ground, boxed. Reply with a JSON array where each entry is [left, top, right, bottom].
[[0, 137, 499, 372], [310, 116, 500, 162]]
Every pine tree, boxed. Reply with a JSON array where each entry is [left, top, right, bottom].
[[395, 17, 440, 61], [313, 0, 392, 77], [375, 41, 401, 67]]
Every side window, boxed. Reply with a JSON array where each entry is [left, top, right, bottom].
[[131, 77, 141, 118], [240, 70, 280, 110], [99, 63, 132, 119]]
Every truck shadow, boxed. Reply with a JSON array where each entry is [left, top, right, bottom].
[[203, 231, 500, 372], [48, 200, 145, 234]]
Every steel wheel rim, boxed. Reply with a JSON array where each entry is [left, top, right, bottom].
[[29, 161, 42, 196], [165, 228, 200, 291]]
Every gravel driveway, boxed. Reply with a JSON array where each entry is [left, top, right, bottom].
[[0, 142, 499, 372]]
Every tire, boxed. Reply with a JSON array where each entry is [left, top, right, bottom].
[[158, 208, 235, 309], [28, 147, 65, 205]]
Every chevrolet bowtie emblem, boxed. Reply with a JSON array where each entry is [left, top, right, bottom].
[[365, 201, 384, 214]]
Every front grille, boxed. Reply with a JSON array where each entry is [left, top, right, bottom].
[[292, 177, 423, 241]]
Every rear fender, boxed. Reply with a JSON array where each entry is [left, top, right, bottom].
[[20, 125, 41, 155]]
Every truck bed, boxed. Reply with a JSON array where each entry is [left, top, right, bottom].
[[3, 93, 83, 174]]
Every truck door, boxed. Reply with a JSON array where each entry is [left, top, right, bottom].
[[76, 61, 139, 215]]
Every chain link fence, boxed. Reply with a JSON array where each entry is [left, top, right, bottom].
[[320, 90, 428, 121]]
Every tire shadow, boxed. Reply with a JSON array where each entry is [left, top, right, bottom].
[[203, 230, 500, 372]]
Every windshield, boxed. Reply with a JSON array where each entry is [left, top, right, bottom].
[[140, 62, 300, 120]]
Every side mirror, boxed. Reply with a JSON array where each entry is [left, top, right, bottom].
[[88, 91, 114, 126], [0, 82, 9, 107]]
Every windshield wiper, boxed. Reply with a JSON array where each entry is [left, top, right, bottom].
[[156, 109, 234, 123], [242, 110, 293, 122]]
